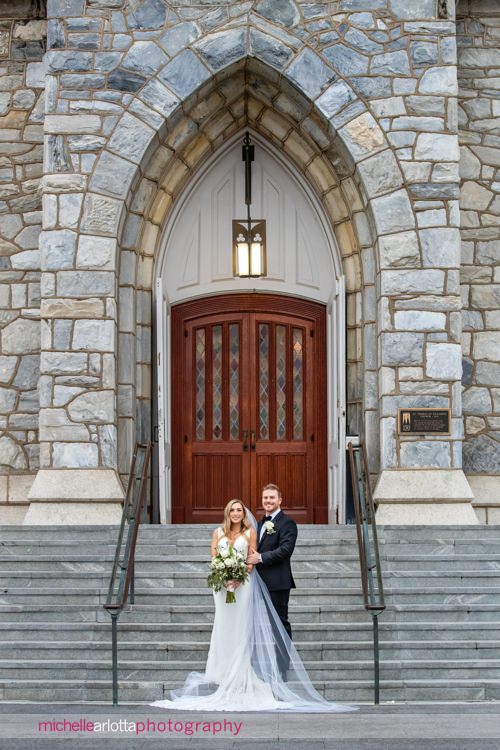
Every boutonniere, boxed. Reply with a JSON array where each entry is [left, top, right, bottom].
[[264, 521, 276, 535]]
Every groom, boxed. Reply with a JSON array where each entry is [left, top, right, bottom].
[[246, 483, 298, 675]]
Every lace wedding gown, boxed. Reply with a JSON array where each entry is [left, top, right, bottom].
[[151, 527, 355, 712]]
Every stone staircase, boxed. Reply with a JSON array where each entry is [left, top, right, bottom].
[[0, 524, 499, 703]]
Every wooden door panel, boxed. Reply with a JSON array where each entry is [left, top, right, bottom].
[[172, 294, 327, 523], [192, 454, 243, 512], [255, 453, 307, 515]]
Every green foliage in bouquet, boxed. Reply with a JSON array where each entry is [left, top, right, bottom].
[[207, 542, 249, 603]]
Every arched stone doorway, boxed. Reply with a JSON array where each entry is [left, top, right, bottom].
[[154, 132, 345, 524]]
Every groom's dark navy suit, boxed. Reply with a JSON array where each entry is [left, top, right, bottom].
[[256, 509, 298, 664]]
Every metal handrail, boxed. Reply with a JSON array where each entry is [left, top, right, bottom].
[[348, 440, 385, 705], [103, 441, 152, 706]]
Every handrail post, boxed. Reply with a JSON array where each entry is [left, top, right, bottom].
[[111, 610, 119, 707], [130, 558, 135, 605], [348, 440, 385, 707], [373, 614, 380, 706], [104, 441, 152, 707]]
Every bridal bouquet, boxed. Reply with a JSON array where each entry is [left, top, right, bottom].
[[207, 544, 249, 603]]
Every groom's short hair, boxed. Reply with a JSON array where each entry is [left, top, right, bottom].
[[262, 483, 282, 498]]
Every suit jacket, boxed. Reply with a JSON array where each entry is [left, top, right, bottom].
[[256, 510, 297, 592]]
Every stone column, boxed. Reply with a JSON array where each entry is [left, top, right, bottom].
[[25, 173, 123, 524], [368, 16, 477, 524]]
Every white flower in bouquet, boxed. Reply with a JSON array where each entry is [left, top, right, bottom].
[[207, 540, 250, 603]]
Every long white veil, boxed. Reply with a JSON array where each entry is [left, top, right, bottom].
[[151, 509, 356, 712]]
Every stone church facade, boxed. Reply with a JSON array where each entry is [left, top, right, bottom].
[[0, 0, 498, 525]]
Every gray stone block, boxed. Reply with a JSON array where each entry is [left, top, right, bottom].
[[195, 28, 246, 71], [128, 0, 166, 30], [474, 362, 500, 386], [344, 26, 381, 53], [81, 194, 122, 236], [1, 319, 40, 355], [40, 230, 77, 271], [108, 68, 146, 93], [371, 50, 410, 75], [286, 48, 335, 100], [372, 189, 415, 234], [158, 49, 211, 99], [400, 441, 451, 469], [381, 332, 424, 365], [107, 112, 155, 164], [122, 41, 168, 77], [13, 355, 39, 390], [358, 149, 403, 197], [90, 151, 137, 199], [390, 0, 436, 20], [419, 66, 457, 96], [159, 22, 199, 57], [52, 442, 98, 468], [316, 80, 356, 119], [68, 390, 114, 422], [410, 41, 439, 65], [140, 78, 179, 118], [378, 231, 420, 268], [464, 434, 500, 472], [41, 352, 87, 374], [462, 387, 492, 415], [324, 43, 369, 76], [352, 76, 391, 98], [249, 28, 293, 70], [57, 270, 115, 297], [0, 435, 27, 469], [256, 0, 300, 27], [421, 228, 460, 268], [426, 343, 462, 380], [73, 320, 114, 352]]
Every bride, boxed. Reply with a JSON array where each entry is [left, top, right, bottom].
[[151, 499, 355, 712]]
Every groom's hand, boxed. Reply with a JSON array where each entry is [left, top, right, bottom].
[[246, 549, 261, 565]]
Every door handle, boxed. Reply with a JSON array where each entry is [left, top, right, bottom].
[[250, 430, 256, 451], [242, 430, 249, 451]]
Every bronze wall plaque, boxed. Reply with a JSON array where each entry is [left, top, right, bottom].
[[398, 408, 451, 435]]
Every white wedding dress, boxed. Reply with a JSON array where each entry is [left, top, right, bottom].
[[151, 527, 355, 712]]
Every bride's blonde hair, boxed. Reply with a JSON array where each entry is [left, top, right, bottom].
[[222, 498, 252, 538]]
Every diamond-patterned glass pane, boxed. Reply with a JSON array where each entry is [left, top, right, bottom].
[[212, 325, 223, 440], [276, 325, 286, 440], [293, 328, 303, 440], [229, 323, 239, 440], [195, 328, 205, 440], [259, 324, 269, 440]]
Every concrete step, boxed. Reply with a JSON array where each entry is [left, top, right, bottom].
[[2, 569, 500, 590], [0, 557, 498, 577], [2, 640, 500, 662], [0, 523, 499, 704], [0, 678, 497, 703], [1, 601, 500, 624], [2, 658, 500, 682], [2, 620, 499, 642]]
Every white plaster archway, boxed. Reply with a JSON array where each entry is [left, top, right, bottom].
[[154, 130, 345, 524]]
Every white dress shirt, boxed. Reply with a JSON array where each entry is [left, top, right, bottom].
[[258, 509, 280, 562]]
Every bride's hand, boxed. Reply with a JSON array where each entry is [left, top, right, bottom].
[[227, 579, 240, 589]]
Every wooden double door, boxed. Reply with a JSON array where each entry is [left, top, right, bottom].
[[171, 295, 327, 523]]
